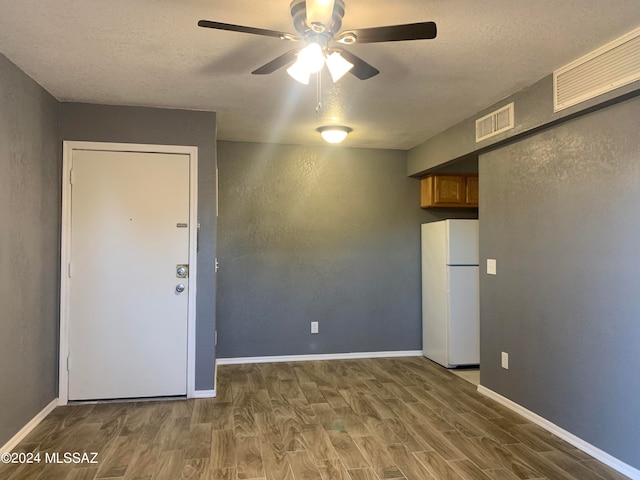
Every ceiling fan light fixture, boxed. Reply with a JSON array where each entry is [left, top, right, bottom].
[[297, 42, 325, 73], [286, 61, 311, 84], [317, 125, 352, 144], [325, 52, 353, 82]]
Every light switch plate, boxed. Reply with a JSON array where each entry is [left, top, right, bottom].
[[311, 321, 319, 334], [501, 351, 509, 369], [487, 259, 497, 275]]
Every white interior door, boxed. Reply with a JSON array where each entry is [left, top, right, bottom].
[[67, 149, 190, 400]]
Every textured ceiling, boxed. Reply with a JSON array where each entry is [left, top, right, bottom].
[[0, 0, 638, 150]]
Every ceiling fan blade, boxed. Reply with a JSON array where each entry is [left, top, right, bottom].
[[198, 20, 299, 40], [334, 48, 379, 80], [342, 21, 437, 44], [306, 0, 335, 31], [252, 49, 300, 75]]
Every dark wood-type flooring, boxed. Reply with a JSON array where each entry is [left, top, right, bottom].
[[0, 357, 631, 480]]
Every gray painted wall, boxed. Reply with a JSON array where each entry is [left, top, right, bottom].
[[0, 54, 60, 446], [60, 103, 217, 390], [408, 75, 640, 176], [216, 141, 477, 358], [479, 96, 640, 469]]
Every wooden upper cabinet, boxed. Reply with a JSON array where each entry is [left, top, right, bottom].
[[465, 175, 479, 205], [421, 173, 479, 208]]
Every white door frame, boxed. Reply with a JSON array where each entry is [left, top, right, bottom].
[[59, 141, 199, 404]]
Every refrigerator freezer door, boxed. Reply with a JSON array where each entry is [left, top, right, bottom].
[[446, 220, 479, 265], [447, 266, 480, 366]]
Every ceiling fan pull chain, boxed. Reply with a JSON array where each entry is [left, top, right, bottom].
[[315, 71, 323, 113]]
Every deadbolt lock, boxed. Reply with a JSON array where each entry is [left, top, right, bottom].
[[176, 264, 189, 278]]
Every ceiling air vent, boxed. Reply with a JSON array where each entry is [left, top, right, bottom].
[[554, 27, 640, 112], [475, 102, 514, 143]]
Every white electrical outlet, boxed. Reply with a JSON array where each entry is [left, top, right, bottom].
[[501, 352, 509, 369], [311, 321, 319, 334]]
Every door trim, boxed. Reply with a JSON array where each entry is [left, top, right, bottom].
[[59, 141, 198, 404]]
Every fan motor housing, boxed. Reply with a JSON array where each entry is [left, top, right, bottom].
[[290, 0, 346, 36]]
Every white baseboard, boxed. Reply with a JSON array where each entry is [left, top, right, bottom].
[[214, 359, 218, 393], [0, 398, 59, 454], [191, 389, 216, 399], [217, 350, 423, 365], [477, 385, 640, 480]]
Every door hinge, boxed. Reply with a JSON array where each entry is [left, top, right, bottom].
[[66, 356, 69, 371], [68, 262, 72, 277], [215, 330, 218, 346], [69, 168, 74, 185], [215, 258, 219, 273]]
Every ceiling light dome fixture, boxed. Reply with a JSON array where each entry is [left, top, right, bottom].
[[317, 125, 352, 144]]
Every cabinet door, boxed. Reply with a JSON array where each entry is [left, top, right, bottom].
[[421, 174, 479, 208], [434, 175, 465, 205], [466, 176, 479, 206]]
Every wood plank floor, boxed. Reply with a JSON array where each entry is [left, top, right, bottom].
[[0, 357, 631, 480]]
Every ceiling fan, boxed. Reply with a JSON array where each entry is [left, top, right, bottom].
[[198, 0, 437, 84]]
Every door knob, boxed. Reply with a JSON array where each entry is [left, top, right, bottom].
[[175, 284, 185, 294]]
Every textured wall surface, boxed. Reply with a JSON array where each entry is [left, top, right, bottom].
[[60, 103, 217, 390], [0, 54, 60, 446], [408, 75, 640, 176], [216, 141, 478, 358], [480, 96, 640, 468]]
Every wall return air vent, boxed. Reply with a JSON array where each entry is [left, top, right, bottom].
[[475, 102, 514, 143], [554, 27, 640, 112]]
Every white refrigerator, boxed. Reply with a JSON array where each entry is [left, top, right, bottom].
[[421, 219, 479, 367]]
